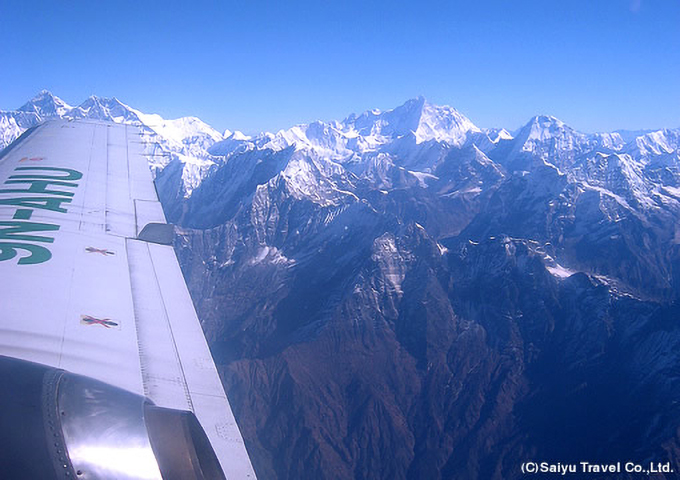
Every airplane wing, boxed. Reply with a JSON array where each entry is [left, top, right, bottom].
[[0, 119, 257, 479]]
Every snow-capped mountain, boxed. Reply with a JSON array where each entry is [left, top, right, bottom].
[[17, 89, 72, 117], [3, 92, 680, 479], [7, 91, 679, 301], [6, 91, 676, 218], [167, 99, 680, 480], [209, 96, 481, 164], [0, 91, 224, 195]]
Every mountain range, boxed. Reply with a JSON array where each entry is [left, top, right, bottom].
[[2, 91, 680, 479]]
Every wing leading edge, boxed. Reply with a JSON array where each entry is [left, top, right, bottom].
[[0, 119, 256, 479]]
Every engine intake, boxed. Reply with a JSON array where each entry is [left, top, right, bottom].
[[0, 356, 226, 480]]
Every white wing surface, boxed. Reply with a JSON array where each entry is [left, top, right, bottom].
[[0, 119, 256, 479]]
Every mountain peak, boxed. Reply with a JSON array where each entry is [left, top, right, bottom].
[[416, 99, 480, 145], [515, 114, 576, 143], [346, 97, 479, 147], [32, 89, 56, 100], [18, 90, 72, 117], [66, 95, 141, 123], [509, 115, 568, 138], [82, 94, 118, 105], [500, 114, 591, 170], [389, 95, 427, 125], [528, 114, 566, 128], [401, 95, 427, 110]]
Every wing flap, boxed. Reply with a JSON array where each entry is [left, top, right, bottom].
[[127, 237, 193, 411]]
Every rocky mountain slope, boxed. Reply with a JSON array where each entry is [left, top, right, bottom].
[[2, 92, 680, 479]]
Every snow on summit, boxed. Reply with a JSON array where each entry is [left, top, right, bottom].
[[209, 96, 482, 163], [2, 91, 679, 205], [133, 112, 223, 149], [18, 90, 72, 117], [0, 91, 226, 196], [341, 96, 480, 147]]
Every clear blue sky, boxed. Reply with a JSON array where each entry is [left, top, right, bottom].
[[0, 0, 678, 134]]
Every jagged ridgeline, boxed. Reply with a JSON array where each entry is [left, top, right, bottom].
[[3, 92, 680, 479]]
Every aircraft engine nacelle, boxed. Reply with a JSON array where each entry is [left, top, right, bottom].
[[0, 355, 226, 480]]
